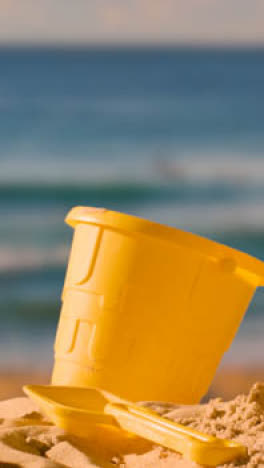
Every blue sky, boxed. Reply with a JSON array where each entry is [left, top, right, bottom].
[[0, 0, 262, 45]]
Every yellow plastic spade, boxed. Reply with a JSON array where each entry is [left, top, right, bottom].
[[24, 385, 247, 466]]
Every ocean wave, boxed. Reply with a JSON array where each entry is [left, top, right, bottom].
[[153, 155, 264, 184], [1, 182, 250, 209], [1, 200, 264, 276], [222, 329, 264, 366], [2, 197, 264, 234], [137, 199, 264, 234], [0, 245, 68, 274], [1, 153, 264, 186], [1, 174, 264, 208]]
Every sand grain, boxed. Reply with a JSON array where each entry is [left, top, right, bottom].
[[0, 384, 263, 467]]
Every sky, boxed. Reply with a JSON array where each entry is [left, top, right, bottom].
[[0, 0, 262, 45]]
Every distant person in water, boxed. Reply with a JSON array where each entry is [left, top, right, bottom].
[[153, 155, 186, 181]]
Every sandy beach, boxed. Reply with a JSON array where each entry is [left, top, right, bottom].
[[0, 379, 263, 467]]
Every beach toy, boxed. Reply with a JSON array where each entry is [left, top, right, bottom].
[[24, 385, 247, 466], [52, 206, 264, 403]]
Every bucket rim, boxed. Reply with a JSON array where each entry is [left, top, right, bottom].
[[66, 206, 264, 282]]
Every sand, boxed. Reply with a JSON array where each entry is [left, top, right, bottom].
[[0, 383, 263, 468]]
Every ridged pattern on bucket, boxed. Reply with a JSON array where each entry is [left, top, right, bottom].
[[52, 208, 261, 403]]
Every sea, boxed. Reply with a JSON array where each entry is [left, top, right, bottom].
[[0, 46, 263, 372]]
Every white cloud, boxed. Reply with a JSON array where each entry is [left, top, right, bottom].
[[0, 0, 262, 45]]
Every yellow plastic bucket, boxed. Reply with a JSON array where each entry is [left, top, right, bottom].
[[52, 206, 264, 403]]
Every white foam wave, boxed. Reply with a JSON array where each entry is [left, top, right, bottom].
[[1, 152, 264, 186], [222, 329, 264, 366], [138, 199, 264, 234], [153, 154, 264, 184], [0, 245, 68, 273]]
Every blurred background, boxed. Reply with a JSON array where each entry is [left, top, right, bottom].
[[0, 1, 264, 399]]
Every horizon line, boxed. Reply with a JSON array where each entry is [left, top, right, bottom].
[[0, 40, 263, 50]]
